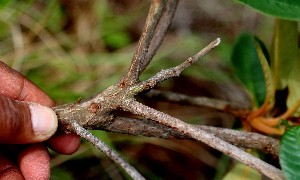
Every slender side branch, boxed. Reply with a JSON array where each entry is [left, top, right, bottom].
[[135, 38, 221, 93], [70, 120, 145, 180], [144, 89, 250, 117], [121, 100, 283, 179], [141, 0, 179, 73], [121, 0, 166, 86]]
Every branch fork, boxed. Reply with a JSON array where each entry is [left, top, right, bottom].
[[52, 0, 283, 179]]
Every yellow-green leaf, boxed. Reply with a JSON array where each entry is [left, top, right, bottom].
[[256, 41, 274, 106], [271, 19, 298, 90], [287, 55, 300, 117]]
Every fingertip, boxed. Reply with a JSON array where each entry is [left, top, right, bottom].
[[0, 96, 57, 144], [18, 144, 50, 180], [29, 103, 58, 141], [48, 133, 80, 155]]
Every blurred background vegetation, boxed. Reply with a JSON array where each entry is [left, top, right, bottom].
[[0, 0, 274, 179]]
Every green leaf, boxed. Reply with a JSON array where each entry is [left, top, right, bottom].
[[236, 0, 300, 20], [280, 126, 300, 180], [231, 33, 266, 106], [271, 19, 298, 90]]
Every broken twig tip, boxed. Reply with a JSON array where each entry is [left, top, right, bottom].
[[215, 38, 221, 46]]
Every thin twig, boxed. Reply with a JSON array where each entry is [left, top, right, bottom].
[[70, 120, 146, 180], [141, 0, 179, 73], [121, 0, 166, 86], [121, 100, 283, 180], [144, 89, 249, 117], [134, 38, 221, 93]]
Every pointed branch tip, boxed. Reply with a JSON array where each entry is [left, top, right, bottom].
[[214, 38, 221, 46]]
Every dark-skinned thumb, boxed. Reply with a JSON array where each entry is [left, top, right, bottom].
[[0, 95, 57, 144]]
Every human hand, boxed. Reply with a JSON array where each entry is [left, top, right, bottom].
[[0, 61, 80, 179]]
